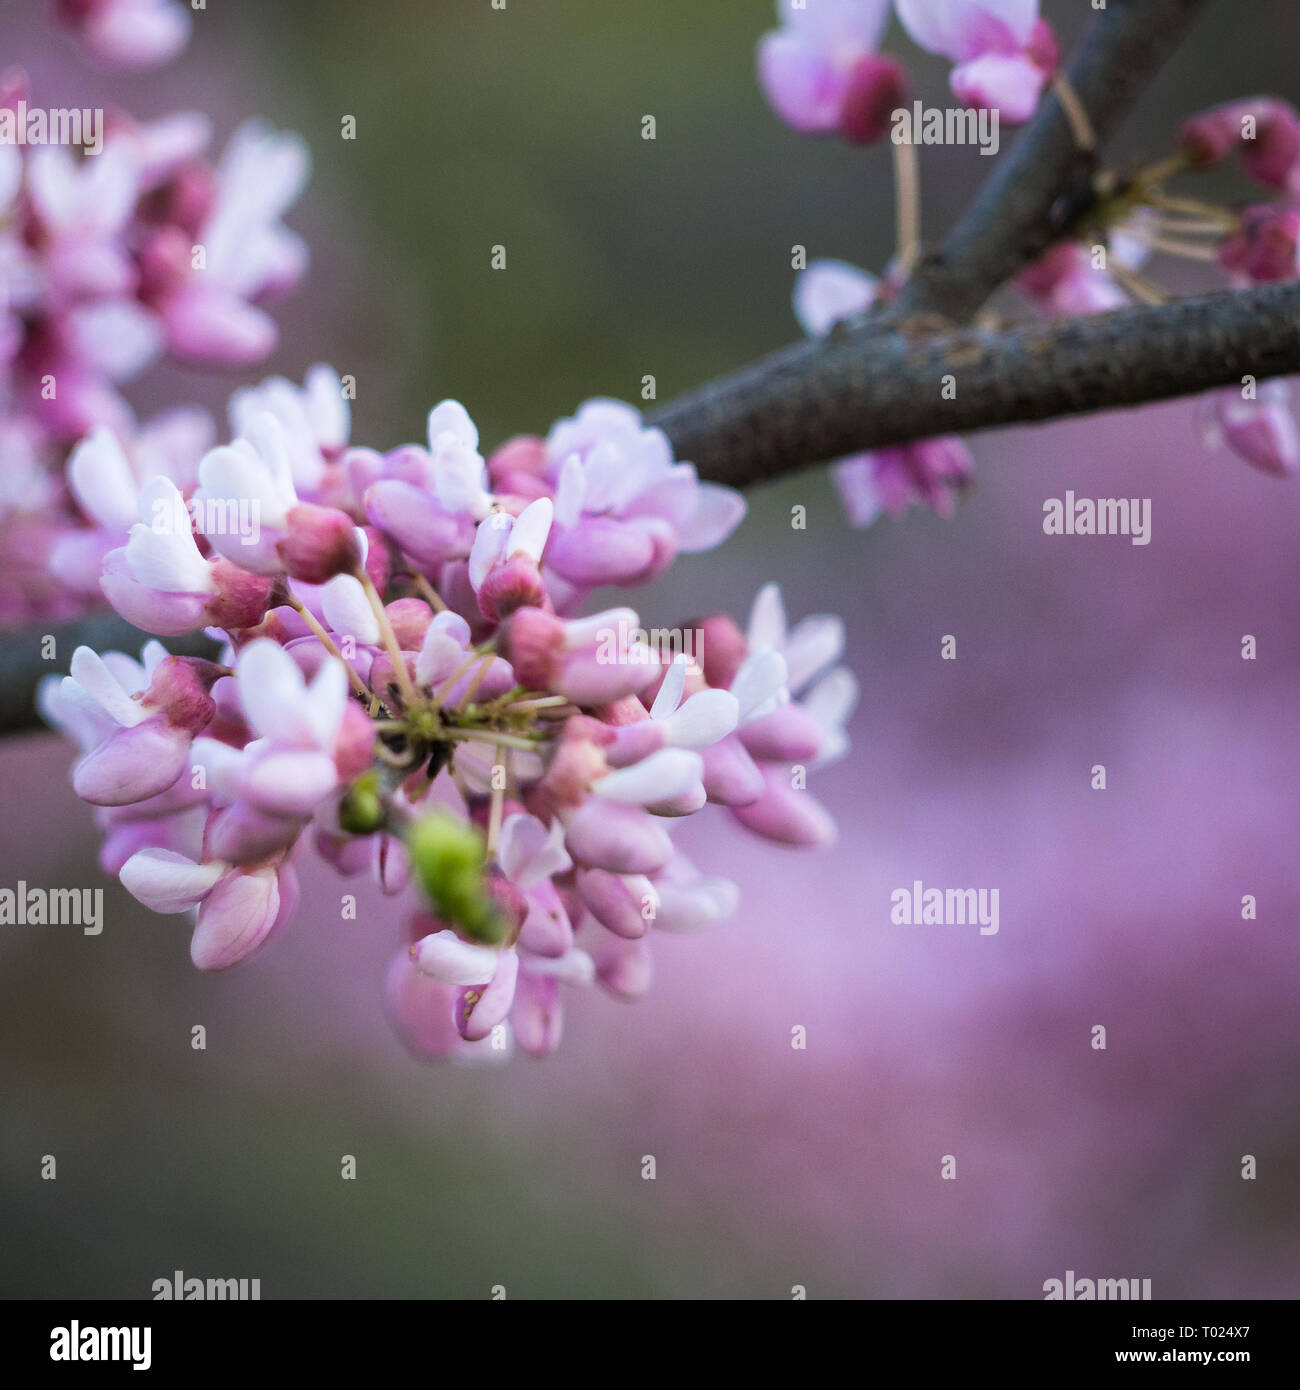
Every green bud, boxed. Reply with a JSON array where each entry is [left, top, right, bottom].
[[337, 771, 385, 835], [405, 812, 506, 944]]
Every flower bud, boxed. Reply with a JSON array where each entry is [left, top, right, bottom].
[[405, 811, 506, 944], [839, 55, 909, 146]]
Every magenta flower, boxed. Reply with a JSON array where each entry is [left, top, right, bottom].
[[894, 0, 1057, 123], [120, 850, 298, 970], [1181, 98, 1300, 193], [41, 641, 218, 806], [539, 399, 746, 594], [54, 0, 192, 70], [1218, 204, 1300, 284], [1202, 380, 1300, 478], [152, 121, 310, 364], [757, 0, 908, 144]]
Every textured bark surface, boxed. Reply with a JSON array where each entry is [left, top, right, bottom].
[[653, 281, 1300, 487], [895, 0, 1210, 322]]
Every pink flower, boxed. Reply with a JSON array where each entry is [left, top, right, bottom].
[[1181, 99, 1300, 193], [895, 0, 1057, 123], [151, 121, 309, 364], [37, 370, 853, 1060], [757, 0, 907, 143], [1218, 205, 1300, 284], [119, 849, 298, 970], [40, 641, 218, 806], [467, 497, 553, 621], [720, 585, 857, 846], [55, 0, 193, 70], [1202, 380, 1300, 478], [540, 399, 745, 593]]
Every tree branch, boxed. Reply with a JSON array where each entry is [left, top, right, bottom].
[[652, 280, 1300, 488], [895, 0, 1210, 323], [650, 0, 1217, 482]]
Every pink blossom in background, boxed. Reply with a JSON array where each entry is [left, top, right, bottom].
[[53, 0, 192, 70]]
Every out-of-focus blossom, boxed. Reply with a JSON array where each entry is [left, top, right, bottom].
[[54, 0, 193, 70], [1217, 204, 1300, 284], [757, 0, 908, 144], [894, 0, 1057, 123], [1180, 98, 1300, 193], [0, 84, 309, 626], [1202, 380, 1300, 478]]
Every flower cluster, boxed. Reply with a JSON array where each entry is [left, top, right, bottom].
[[0, 61, 307, 623], [41, 375, 857, 1059]]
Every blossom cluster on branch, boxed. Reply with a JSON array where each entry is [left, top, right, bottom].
[[41, 379, 856, 1058], [11, 0, 1300, 1065]]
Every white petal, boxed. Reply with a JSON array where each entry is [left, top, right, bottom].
[[197, 438, 290, 529], [189, 736, 249, 801], [415, 610, 471, 686], [303, 363, 350, 449], [551, 453, 586, 528], [126, 477, 215, 594], [411, 929, 500, 985], [120, 848, 225, 914], [653, 876, 740, 933], [661, 688, 739, 748], [236, 638, 308, 743], [649, 653, 687, 719], [782, 615, 846, 693], [497, 813, 571, 889], [731, 648, 789, 723], [675, 482, 747, 552], [793, 259, 878, 337], [301, 657, 348, 749], [804, 666, 859, 767], [320, 574, 380, 646], [68, 646, 148, 727], [427, 399, 479, 452], [468, 513, 511, 591], [521, 947, 594, 986], [509, 497, 553, 561], [593, 748, 703, 804], [66, 427, 138, 531], [746, 582, 787, 652]]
